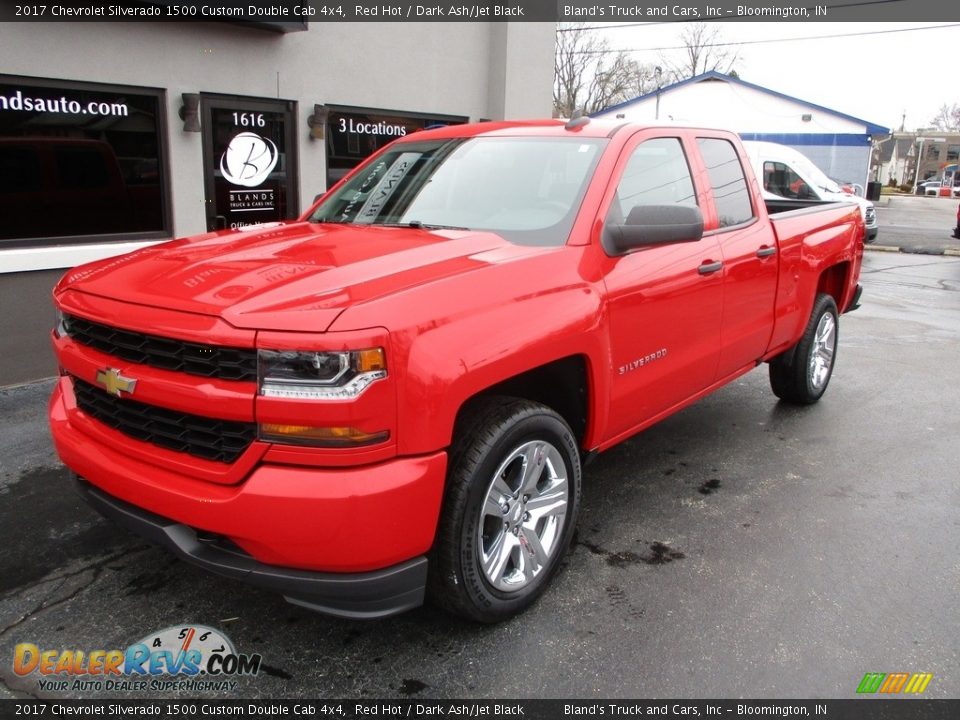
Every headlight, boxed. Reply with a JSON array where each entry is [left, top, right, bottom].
[[257, 348, 387, 400]]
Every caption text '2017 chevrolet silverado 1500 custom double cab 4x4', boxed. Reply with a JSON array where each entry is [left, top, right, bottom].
[[49, 119, 864, 622]]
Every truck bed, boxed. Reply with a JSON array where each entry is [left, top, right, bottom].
[[764, 197, 856, 215]]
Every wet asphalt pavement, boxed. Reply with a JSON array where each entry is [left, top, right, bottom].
[[873, 194, 959, 255], [1, 252, 958, 701]]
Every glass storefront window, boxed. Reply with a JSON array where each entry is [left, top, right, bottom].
[[325, 106, 467, 187], [202, 97, 297, 232], [0, 76, 169, 247]]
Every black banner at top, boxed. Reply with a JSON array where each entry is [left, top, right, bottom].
[[1, 0, 959, 22], [0, 700, 958, 720]]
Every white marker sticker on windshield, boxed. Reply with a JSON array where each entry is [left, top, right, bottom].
[[354, 152, 422, 224], [579, 145, 591, 153]]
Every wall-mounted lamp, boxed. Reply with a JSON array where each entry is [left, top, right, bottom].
[[801, 113, 812, 122], [179, 93, 201, 132], [307, 104, 328, 141]]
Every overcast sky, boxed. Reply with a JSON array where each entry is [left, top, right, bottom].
[[599, 22, 959, 132]]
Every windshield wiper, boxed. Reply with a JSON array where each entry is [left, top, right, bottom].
[[382, 220, 471, 231]]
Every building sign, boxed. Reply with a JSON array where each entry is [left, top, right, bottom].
[[325, 106, 467, 187], [0, 75, 169, 247], [202, 97, 297, 232]]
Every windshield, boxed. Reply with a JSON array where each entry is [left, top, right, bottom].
[[792, 155, 842, 194], [309, 136, 607, 246]]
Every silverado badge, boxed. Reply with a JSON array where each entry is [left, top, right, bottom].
[[95, 368, 137, 398]]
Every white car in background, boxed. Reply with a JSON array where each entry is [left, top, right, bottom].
[[742, 141, 879, 243]]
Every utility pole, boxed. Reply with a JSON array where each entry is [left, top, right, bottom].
[[654, 66, 663, 120]]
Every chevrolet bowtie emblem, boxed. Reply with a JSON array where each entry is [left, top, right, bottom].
[[95, 368, 138, 398]]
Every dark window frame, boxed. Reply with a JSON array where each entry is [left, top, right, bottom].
[[0, 74, 172, 250]]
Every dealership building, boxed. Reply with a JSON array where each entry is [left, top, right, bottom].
[[0, 20, 554, 385]]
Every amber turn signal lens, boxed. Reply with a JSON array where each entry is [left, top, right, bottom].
[[259, 423, 389, 448], [355, 348, 386, 373]]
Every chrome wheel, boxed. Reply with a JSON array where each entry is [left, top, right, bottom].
[[478, 440, 569, 593], [809, 312, 836, 391]]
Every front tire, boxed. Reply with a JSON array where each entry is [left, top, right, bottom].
[[769, 293, 839, 404], [428, 397, 581, 623]]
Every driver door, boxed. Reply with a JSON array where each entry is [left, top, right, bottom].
[[599, 133, 724, 442]]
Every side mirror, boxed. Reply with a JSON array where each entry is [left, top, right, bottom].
[[603, 204, 704, 255]]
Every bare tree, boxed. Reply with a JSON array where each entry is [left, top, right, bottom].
[[928, 103, 960, 132], [554, 23, 657, 118], [659, 22, 740, 82]]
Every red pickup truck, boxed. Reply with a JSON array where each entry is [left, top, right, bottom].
[[49, 120, 863, 622]]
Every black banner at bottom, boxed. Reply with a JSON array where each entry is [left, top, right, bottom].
[[0, 699, 958, 720]]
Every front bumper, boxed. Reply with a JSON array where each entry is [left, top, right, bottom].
[[76, 478, 428, 619], [50, 378, 447, 617]]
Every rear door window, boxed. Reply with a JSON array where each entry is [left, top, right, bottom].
[[698, 138, 754, 227]]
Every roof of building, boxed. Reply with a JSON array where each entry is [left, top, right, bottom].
[[877, 138, 897, 163], [597, 71, 889, 137]]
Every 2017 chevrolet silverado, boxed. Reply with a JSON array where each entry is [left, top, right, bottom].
[[49, 120, 864, 622]]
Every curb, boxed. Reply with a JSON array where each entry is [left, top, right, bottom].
[[865, 245, 960, 257]]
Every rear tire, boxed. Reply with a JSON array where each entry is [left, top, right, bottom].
[[428, 397, 581, 623], [769, 293, 839, 405]]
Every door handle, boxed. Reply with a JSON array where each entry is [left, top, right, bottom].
[[756, 246, 777, 258], [698, 260, 723, 275]]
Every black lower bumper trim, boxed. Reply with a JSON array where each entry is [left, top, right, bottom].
[[75, 477, 427, 619]]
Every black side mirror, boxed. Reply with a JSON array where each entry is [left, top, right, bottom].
[[603, 204, 704, 255]]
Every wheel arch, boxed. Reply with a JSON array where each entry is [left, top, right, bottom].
[[453, 355, 591, 450], [816, 261, 852, 311]]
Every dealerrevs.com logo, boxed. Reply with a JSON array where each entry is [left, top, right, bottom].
[[13, 625, 261, 693], [856, 672, 933, 694]]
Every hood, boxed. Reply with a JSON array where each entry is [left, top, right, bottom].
[[58, 221, 516, 331]]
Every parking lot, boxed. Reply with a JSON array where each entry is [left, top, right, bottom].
[[1, 251, 958, 701], [874, 193, 959, 255]]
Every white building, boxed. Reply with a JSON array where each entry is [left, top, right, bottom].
[[594, 71, 888, 193], [0, 21, 554, 385]]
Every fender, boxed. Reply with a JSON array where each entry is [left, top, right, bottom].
[[329, 247, 609, 456]]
